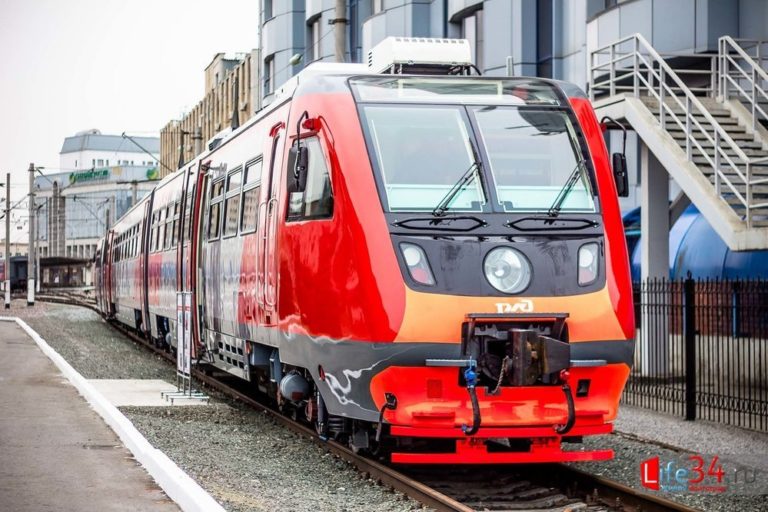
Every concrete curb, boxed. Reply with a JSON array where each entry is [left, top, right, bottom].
[[0, 316, 225, 512]]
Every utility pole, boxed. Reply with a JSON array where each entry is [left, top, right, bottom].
[[131, 180, 138, 207], [333, 0, 347, 63], [27, 163, 35, 306], [36, 201, 42, 293], [4, 172, 10, 309]]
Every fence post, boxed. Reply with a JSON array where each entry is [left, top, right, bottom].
[[684, 276, 696, 421]]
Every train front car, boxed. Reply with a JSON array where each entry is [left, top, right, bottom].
[[278, 68, 634, 462]]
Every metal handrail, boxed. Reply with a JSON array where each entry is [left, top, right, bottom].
[[718, 36, 768, 133], [589, 33, 767, 227]]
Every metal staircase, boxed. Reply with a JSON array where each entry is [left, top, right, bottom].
[[718, 37, 768, 132], [589, 33, 768, 250]]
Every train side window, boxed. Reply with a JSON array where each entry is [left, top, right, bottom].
[[185, 181, 196, 243], [153, 213, 160, 253], [223, 168, 242, 237], [164, 206, 173, 249], [171, 202, 180, 247], [286, 136, 333, 221], [208, 177, 224, 241], [158, 209, 166, 251], [149, 215, 155, 252], [241, 158, 262, 234]]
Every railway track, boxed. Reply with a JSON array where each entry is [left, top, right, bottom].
[[35, 293, 698, 512]]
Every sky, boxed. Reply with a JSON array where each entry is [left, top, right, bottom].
[[0, 0, 260, 223]]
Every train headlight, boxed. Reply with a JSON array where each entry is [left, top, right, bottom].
[[400, 243, 435, 286], [578, 242, 599, 286], [484, 247, 531, 294]]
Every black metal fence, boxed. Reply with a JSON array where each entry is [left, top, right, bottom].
[[623, 278, 768, 432]]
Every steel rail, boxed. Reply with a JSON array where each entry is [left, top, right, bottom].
[[37, 294, 699, 512]]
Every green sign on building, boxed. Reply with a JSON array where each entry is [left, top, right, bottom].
[[68, 168, 110, 184]]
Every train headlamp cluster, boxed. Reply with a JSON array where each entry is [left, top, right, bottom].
[[483, 247, 531, 294], [400, 243, 435, 285], [578, 242, 599, 286]]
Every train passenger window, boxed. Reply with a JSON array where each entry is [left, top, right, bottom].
[[241, 186, 260, 233], [211, 179, 224, 199], [150, 214, 157, 252], [171, 202, 180, 247], [208, 178, 225, 241], [208, 202, 221, 240], [244, 158, 262, 185], [286, 137, 333, 221], [164, 206, 173, 249], [158, 210, 166, 251], [184, 182, 196, 242], [224, 168, 242, 237], [227, 169, 242, 192], [241, 158, 261, 234]]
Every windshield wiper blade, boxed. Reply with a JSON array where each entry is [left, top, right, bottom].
[[547, 159, 588, 218], [432, 161, 481, 217]]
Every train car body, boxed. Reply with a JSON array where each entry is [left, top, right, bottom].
[[110, 200, 151, 330], [96, 38, 634, 465]]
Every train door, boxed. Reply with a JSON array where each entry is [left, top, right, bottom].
[[191, 164, 209, 355], [104, 230, 115, 317], [140, 199, 152, 335], [259, 123, 285, 327]]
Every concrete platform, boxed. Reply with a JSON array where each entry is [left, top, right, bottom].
[[89, 379, 209, 407], [0, 320, 179, 511]]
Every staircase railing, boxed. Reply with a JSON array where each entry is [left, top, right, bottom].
[[718, 36, 768, 132], [589, 33, 768, 228]]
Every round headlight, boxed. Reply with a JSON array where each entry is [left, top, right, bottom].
[[402, 245, 422, 267], [484, 247, 531, 294]]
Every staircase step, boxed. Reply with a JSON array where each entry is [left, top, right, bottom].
[[685, 140, 765, 150], [665, 118, 740, 127], [711, 182, 768, 195], [691, 157, 768, 171], [640, 98, 732, 117], [668, 130, 756, 141]]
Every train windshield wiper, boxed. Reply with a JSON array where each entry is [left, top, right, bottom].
[[547, 159, 588, 218], [431, 161, 481, 217]]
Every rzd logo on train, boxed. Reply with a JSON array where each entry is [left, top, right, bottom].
[[494, 300, 533, 314]]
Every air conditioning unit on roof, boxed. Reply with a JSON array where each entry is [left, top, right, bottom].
[[367, 37, 474, 75]]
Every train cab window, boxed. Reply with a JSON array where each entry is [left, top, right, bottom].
[[224, 168, 242, 237], [286, 137, 333, 221], [241, 158, 262, 233]]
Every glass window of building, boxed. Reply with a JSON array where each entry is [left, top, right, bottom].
[[264, 55, 275, 95]]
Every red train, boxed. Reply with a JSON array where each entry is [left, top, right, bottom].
[[95, 38, 634, 464]]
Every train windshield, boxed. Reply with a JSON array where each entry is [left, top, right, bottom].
[[352, 76, 596, 215], [359, 104, 485, 212], [471, 106, 594, 213]]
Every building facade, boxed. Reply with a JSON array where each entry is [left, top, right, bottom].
[[257, 0, 767, 208], [159, 50, 260, 178], [60, 129, 159, 171], [260, 0, 768, 98], [35, 165, 158, 261], [35, 130, 161, 261]]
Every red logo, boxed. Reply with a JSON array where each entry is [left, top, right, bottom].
[[641, 456, 660, 490]]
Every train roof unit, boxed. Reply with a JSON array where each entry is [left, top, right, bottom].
[[366, 37, 474, 75]]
